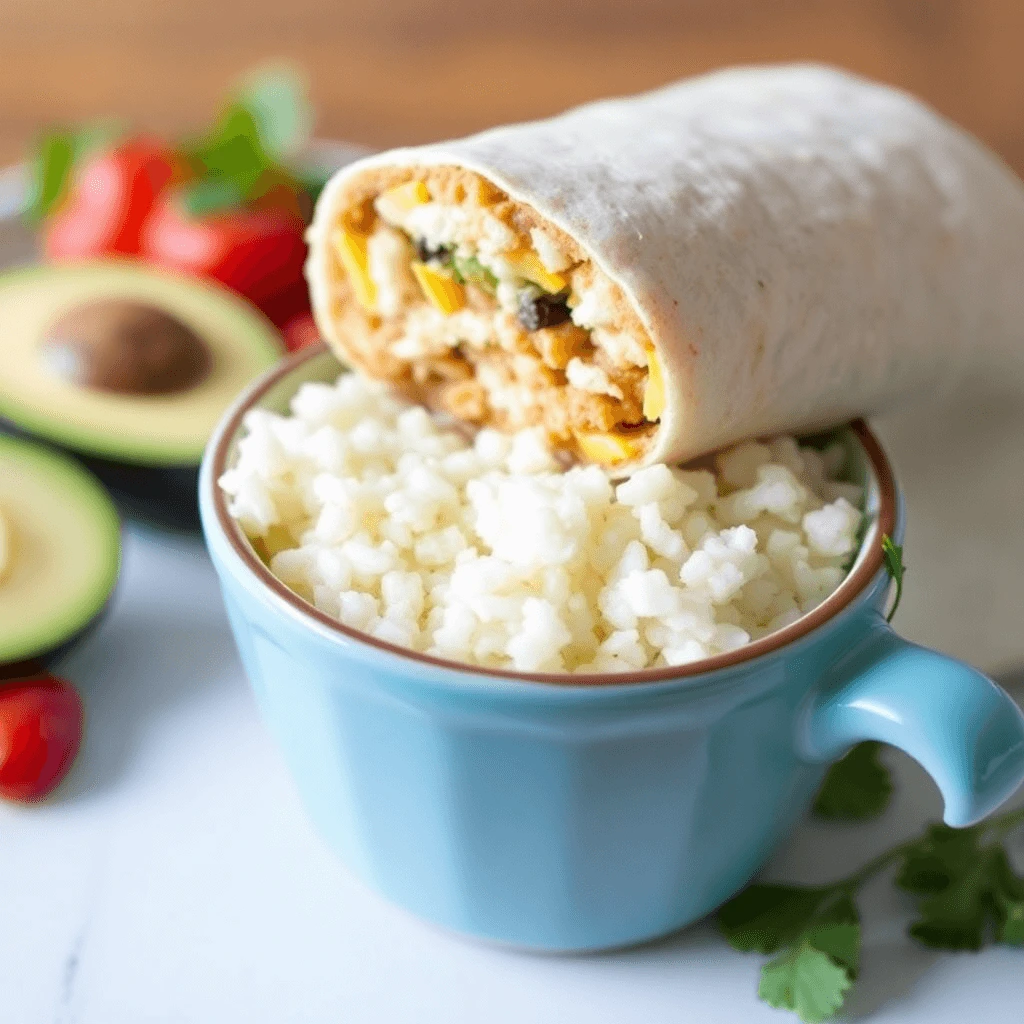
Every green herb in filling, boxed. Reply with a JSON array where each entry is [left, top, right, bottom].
[[451, 254, 498, 293], [412, 236, 499, 296]]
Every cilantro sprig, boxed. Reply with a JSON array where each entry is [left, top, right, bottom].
[[724, 533, 1024, 1021], [720, 807, 1024, 1022], [881, 534, 905, 624]]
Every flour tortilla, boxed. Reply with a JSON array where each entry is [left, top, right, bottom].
[[307, 63, 1024, 466]]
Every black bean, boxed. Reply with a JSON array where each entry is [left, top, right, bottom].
[[415, 238, 451, 263], [517, 290, 572, 331]]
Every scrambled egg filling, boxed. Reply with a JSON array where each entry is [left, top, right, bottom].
[[326, 168, 663, 465]]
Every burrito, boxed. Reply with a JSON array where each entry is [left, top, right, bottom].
[[305, 64, 1024, 470]]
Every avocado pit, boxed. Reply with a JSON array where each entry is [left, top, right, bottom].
[[40, 299, 213, 396]]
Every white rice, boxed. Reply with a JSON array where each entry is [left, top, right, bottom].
[[220, 374, 863, 674]]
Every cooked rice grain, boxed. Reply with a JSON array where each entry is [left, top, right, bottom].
[[220, 374, 862, 673]]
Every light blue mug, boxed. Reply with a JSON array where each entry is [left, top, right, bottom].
[[199, 346, 1024, 952]]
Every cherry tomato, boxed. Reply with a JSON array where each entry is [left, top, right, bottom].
[[140, 194, 308, 316], [43, 137, 180, 260], [280, 310, 321, 352], [0, 674, 83, 802], [259, 276, 312, 330]]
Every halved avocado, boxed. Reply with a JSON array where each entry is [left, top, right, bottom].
[[0, 262, 283, 528], [0, 434, 120, 670]]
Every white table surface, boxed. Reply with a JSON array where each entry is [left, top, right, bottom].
[[1, 162, 1022, 1024]]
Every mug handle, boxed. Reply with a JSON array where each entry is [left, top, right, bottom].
[[800, 612, 1024, 827]]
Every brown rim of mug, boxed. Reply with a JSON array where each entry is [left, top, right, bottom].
[[210, 342, 897, 688]]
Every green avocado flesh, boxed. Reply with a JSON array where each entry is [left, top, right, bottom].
[[0, 263, 283, 466], [0, 434, 120, 664]]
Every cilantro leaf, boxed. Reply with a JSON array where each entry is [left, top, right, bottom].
[[722, 887, 862, 1020], [989, 846, 1024, 945], [759, 943, 852, 1024], [727, 809, 1023, 1021], [881, 534, 905, 623], [719, 884, 829, 954], [897, 825, 1017, 951], [895, 823, 983, 895], [804, 893, 861, 977], [813, 741, 893, 821], [907, 854, 994, 950]]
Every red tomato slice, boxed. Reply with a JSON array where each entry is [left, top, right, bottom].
[[140, 195, 308, 314], [0, 674, 83, 802], [43, 137, 180, 260]]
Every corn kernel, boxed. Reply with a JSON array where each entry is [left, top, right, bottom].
[[576, 430, 645, 465], [411, 261, 466, 314], [376, 180, 430, 221], [535, 323, 587, 370], [505, 249, 567, 293], [643, 348, 666, 421], [333, 228, 377, 311]]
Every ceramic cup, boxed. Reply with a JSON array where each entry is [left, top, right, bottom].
[[199, 345, 1024, 952]]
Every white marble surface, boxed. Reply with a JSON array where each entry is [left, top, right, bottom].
[[2, 156, 1023, 1023], [1, 508, 1020, 1024]]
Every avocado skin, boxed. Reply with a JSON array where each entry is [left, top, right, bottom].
[[0, 598, 113, 679], [1, 417, 201, 532], [82, 457, 200, 533]]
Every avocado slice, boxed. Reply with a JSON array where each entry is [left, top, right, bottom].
[[0, 262, 283, 467], [0, 434, 120, 667]]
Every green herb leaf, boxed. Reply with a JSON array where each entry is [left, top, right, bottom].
[[881, 534, 905, 623], [803, 893, 861, 977], [452, 253, 499, 293], [989, 846, 1024, 945], [719, 884, 829, 954], [813, 741, 894, 821], [188, 104, 272, 198], [759, 942, 853, 1024], [896, 824, 1015, 951], [178, 176, 247, 219], [728, 809, 1024, 1022], [907, 854, 994, 951], [895, 823, 983, 895], [737, 891, 861, 1021], [235, 63, 313, 161], [24, 120, 124, 222], [24, 131, 76, 222], [185, 64, 314, 212]]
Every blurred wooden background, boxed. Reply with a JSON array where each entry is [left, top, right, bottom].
[[2, 0, 1024, 173]]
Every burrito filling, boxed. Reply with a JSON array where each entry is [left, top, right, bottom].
[[323, 168, 660, 465]]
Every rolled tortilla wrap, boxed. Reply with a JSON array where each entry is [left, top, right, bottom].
[[306, 63, 1024, 470]]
